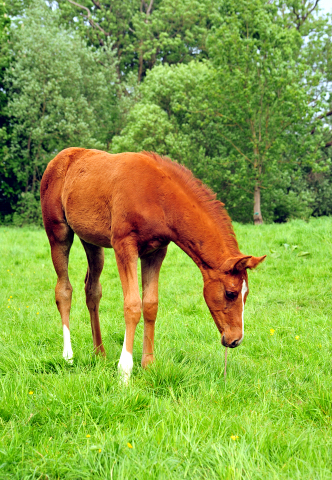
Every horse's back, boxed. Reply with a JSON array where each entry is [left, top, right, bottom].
[[41, 148, 171, 248]]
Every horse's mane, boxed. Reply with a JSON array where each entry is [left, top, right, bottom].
[[141, 151, 240, 254]]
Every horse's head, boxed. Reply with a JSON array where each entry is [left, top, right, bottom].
[[203, 255, 266, 348]]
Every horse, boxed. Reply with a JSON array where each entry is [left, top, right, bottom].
[[40, 148, 266, 381]]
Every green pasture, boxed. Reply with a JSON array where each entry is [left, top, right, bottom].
[[0, 218, 332, 479]]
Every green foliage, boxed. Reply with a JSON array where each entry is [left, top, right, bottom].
[[112, 62, 216, 167], [1, 0, 332, 224], [204, 0, 327, 222], [1, 219, 332, 477], [58, 0, 214, 81], [1, 0, 118, 221], [12, 192, 43, 227], [0, 2, 11, 218], [112, 0, 332, 223]]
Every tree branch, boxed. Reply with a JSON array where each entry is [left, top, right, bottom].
[[291, 0, 320, 30], [146, 0, 154, 15], [91, 0, 101, 9], [66, 0, 110, 37], [310, 108, 332, 134], [217, 131, 254, 165]]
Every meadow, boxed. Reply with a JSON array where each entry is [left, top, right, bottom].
[[0, 217, 332, 479]]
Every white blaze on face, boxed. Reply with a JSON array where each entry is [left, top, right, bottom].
[[118, 332, 133, 384], [238, 279, 248, 345], [63, 325, 73, 364]]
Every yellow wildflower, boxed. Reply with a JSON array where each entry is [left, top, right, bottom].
[[127, 442, 133, 448], [230, 435, 239, 440], [29, 391, 33, 395], [270, 329, 275, 335], [37, 312, 39, 315], [86, 434, 91, 438], [295, 336, 299, 340], [10, 296, 12, 298], [98, 449, 102, 453]]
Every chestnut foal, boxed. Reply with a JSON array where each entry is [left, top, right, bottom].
[[41, 148, 265, 381]]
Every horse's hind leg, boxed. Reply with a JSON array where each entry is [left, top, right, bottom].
[[141, 247, 167, 368], [81, 240, 105, 356], [114, 241, 142, 383], [48, 223, 74, 362]]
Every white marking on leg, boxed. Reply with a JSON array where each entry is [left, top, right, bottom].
[[63, 325, 73, 363], [118, 332, 133, 384], [238, 279, 248, 345]]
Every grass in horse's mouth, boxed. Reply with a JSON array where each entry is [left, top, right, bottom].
[[224, 347, 228, 379]]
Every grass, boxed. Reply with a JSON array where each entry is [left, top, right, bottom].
[[0, 217, 332, 479]]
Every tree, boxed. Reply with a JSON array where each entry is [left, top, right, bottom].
[[0, 1, 11, 219], [58, 0, 213, 82], [1, 0, 118, 222], [112, 0, 331, 224], [205, 0, 326, 224], [111, 62, 229, 178]]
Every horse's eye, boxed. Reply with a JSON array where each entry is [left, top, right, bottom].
[[225, 291, 238, 300]]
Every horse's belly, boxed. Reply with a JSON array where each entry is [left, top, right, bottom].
[[72, 225, 113, 248], [63, 193, 113, 248]]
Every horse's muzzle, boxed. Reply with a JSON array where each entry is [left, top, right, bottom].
[[221, 335, 241, 348]]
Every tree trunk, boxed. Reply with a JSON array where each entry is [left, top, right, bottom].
[[253, 184, 263, 225]]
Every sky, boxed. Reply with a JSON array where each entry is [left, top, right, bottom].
[[319, 0, 332, 14]]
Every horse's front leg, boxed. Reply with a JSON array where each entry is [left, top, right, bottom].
[[141, 247, 167, 369], [114, 241, 142, 383]]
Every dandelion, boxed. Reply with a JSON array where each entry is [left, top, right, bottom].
[[127, 442, 133, 448], [98, 449, 102, 453], [7, 306, 9, 308], [86, 434, 91, 438], [230, 435, 239, 440], [37, 312, 39, 315], [26, 306, 29, 308], [29, 391, 33, 395], [295, 335, 299, 340], [270, 329, 275, 335], [10, 296, 12, 298]]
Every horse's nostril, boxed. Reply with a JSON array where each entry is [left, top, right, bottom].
[[222, 337, 240, 348]]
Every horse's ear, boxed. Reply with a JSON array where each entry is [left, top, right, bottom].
[[222, 256, 252, 273], [222, 255, 266, 273], [246, 255, 266, 269]]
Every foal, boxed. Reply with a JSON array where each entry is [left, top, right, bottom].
[[41, 148, 265, 381]]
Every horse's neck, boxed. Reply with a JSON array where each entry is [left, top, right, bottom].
[[170, 204, 234, 270]]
